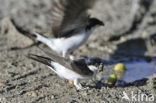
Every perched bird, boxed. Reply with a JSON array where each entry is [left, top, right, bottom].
[[28, 48, 97, 90], [27, 0, 104, 59]]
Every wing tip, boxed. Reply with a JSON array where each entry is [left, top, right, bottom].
[[27, 53, 52, 67]]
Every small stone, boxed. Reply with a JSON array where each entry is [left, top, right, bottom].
[[80, 91, 88, 96], [0, 82, 5, 88], [26, 91, 38, 97], [51, 95, 55, 99], [68, 80, 74, 87]]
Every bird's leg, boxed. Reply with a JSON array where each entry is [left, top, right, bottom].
[[62, 51, 67, 58], [74, 79, 83, 90], [74, 79, 89, 90], [69, 52, 74, 60]]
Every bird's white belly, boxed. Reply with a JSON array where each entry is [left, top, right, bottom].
[[67, 34, 89, 50], [50, 62, 83, 80], [53, 33, 89, 53]]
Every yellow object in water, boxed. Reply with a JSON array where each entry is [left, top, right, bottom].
[[107, 74, 117, 86], [114, 63, 126, 73], [113, 63, 126, 79]]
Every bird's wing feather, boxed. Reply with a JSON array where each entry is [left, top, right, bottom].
[[51, 0, 95, 38], [39, 48, 93, 76], [71, 60, 94, 76], [28, 54, 53, 68]]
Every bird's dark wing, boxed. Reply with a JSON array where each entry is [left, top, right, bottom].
[[71, 60, 94, 76], [38, 47, 74, 69], [27, 54, 53, 67], [39, 47, 93, 76], [51, 0, 95, 38]]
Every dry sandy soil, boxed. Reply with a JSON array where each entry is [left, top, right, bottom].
[[0, 0, 156, 103]]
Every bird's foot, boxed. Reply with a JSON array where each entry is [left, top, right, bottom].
[[77, 86, 90, 91]]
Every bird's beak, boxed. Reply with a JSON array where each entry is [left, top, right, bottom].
[[100, 21, 104, 26]]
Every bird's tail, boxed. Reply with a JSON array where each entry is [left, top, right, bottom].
[[29, 32, 54, 48], [11, 19, 37, 40], [25, 32, 38, 41], [11, 19, 49, 42], [27, 54, 53, 68]]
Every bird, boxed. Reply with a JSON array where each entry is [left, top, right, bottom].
[[26, 0, 104, 59], [28, 48, 97, 90]]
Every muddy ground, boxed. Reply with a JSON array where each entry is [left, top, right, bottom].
[[0, 0, 156, 103]]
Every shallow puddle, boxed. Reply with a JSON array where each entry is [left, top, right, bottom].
[[81, 57, 156, 84], [122, 61, 156, 83]]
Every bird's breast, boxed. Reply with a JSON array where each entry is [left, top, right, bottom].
[[65, 32, 90, 50], [51, 32, 91, 53]]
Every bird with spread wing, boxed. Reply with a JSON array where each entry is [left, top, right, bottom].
[[25, 0, 104, 59]]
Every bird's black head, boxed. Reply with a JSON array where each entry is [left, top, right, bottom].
[[86, 18, 104, 31]]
